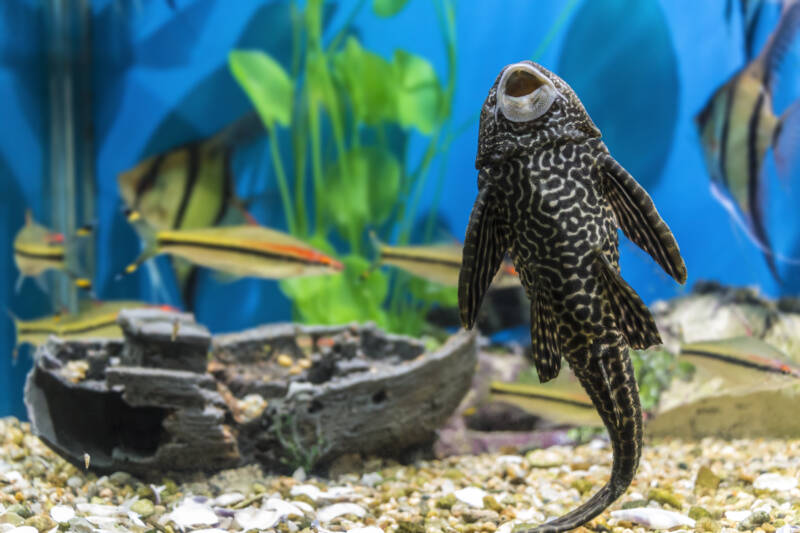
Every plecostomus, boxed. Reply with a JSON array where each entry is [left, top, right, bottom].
[[458, 61, 687, 532]]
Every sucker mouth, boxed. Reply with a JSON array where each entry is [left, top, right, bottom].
[[496, 62, 561, 123]]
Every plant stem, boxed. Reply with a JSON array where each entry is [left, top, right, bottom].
[[267, 127, 296, 234]]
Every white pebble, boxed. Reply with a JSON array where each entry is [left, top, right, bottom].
[[292, 467, 307, 482], [192, 530, 230, 533], [212, 493, 245, 507], [725, 510, 752, 522], [166, 500, 218, 528], [2, 472, 22, 484], [610, 508, 695, 529], [85, 515, 119, 527], [497, 455, 524, 464], [360, 472, 383, 487], [234, 507, 279, 530], [454, 487, 487, 508], [754, 473, 798, 492], [776, 526, 800, 533], [50, 505, 75, 523], [347, 527, 384, 533], [291, 484, 321, 501], [317, 503, 367, 523], [265, 497, 304, 518], [7, 528, 37, 533]]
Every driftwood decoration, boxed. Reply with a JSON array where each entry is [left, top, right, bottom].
[[24, 309, 476, 476]]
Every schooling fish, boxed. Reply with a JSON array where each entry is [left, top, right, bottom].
[[490, 380, 602, 428], [458, 61, 686, 532], [697, 0, 800, 281], [370, 233, 519, 288], [680, 336, 800, 387], [13, 210, 93, 293], [10, 300, 168, 351], [123, 211, 343, 280]]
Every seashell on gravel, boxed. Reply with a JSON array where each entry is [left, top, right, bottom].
[[610, 508, 696, 529], [234, 507, 279, 530], [212, 493, 245, 507], [454, 487, 487, 508], [291, 484, 321, 501], [317, 503, 367, 523], [49, 505, 75, 523], [753, 473, 798, 492], [165, 499, 219, 528], [265, 498, 304, 518]]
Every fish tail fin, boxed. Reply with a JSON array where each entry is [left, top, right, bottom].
[[592, 248, 662, 349], [773, 98, 800, 184], [118, 209, 158, 280], [520, 340, 642, 533]]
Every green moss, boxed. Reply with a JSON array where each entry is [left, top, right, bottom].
[[647, 487, 683, 509]]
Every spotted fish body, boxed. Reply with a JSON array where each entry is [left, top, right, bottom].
[[458, 61, 686, 532]]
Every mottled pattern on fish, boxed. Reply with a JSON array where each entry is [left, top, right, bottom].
[[459, 61, 686, 532]]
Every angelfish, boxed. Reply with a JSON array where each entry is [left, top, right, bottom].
[[458, 61, 686, 532], [696, 0, 800, 281]]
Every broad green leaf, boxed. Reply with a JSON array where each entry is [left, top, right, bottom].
[[333, 37, 396, 125], [373, 0, 410, 17], [280, 254, 389, 326], [229, 50, 293, 128], [407, 277, 458, 307], [393, 50, 443, 134], [324, 147, 401, 237]]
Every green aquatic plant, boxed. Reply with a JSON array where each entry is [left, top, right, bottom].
[[273, 413, 332, 473], [631, 348, 694, 412], [230, 0, 457, 335]]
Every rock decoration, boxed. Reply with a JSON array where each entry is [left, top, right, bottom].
[[24, 310, 476, 476]]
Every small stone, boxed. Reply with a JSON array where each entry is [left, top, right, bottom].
[[621, 500, 648, 510], [347, 528, 383, 533], [696, 517, 720, 532], [455, 487, 487, 509], [396, 521, 425, 533], [483, 495, 503, 513], [277, 354, 293, 367], [695, 466, 721, 493], [754, 474, 798, 493], [0, 513, 24, 526], [689, 506, 712, 520], [66, 476, 83, 489], [725, 510, 752, 522], [6, 527, 37, 533], [6, 506, 31, 520], [570, 478, 593, 496], [648, 488, 683, 509], [130, 499, 155, 517], [6, 427, 24, 446], [610, 508, 695, 529], [738, 510, 770, 531], [109, 471, 133, 486], [24, 514, 55, 532], [50, 505, 75, 524], [436, 494, 457, 510]]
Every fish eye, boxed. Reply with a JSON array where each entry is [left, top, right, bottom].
[[497, 63, 560, 123], [505, 70, 544, 97]]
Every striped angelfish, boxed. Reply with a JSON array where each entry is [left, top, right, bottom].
[[117, 112, 264, 303], [696, 0, 800, 281]]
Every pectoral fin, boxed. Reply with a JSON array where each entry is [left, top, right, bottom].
[[458, 187, 508, 329], [593, 249, 661, 349], [529, 284, 562, 383], [600, 154, 687, 284]]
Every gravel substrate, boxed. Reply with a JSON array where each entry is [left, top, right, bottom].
[[0, 417, 799, 533]]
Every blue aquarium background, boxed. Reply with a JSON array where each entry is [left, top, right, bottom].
[[2, 0, 800, 417]]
